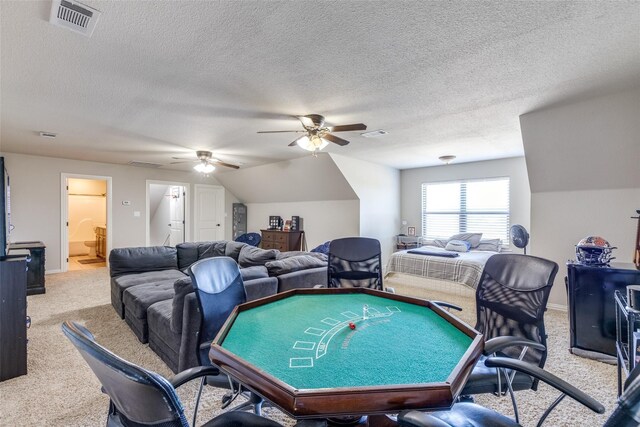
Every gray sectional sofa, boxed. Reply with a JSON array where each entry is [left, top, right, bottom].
[[109, 240, 327, 372]]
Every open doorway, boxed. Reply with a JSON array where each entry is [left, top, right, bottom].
[[146, 181, 189, 246], [61, 174, 112, 272]]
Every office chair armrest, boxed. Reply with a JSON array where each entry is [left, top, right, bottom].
[[431, 301, 463, 312], [483, 336, 546, 355], [397, 410, 451, 427], [169, 365, 221, 389], [485, 357, 605, 414]]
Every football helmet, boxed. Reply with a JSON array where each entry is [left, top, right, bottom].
[[575, 236, 616, 266]]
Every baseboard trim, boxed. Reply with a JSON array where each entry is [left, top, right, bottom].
[[548, 303, 567, 312], [45, 269, 62, 275]]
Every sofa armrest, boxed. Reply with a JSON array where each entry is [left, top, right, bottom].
[[276, 266, 327, 293], [244, 277, 278, 301], [178, 293, 201, 372]]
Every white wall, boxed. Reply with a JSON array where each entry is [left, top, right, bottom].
[[246, 200, 360, 250], [330, 154, 400, 265], [532, 188, 640, 307], [521, 89, 640, 308], [149, 186, 171, 246], [0, 152, 226, 272], [400, 157, 531, 245]]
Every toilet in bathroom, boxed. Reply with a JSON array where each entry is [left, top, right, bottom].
[[84, 240, 97, 257]]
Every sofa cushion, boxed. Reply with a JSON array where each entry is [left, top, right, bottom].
[[109, 246, 178, 277], [277, 251, 327, 262], [225, 241, 246, 261], [147, 299, 181, 373], [197, 241, 227, 260], [265, 255, 327, 276], [171, 276, 195, 334], [241, 266, 269, 281], [124, 281, 176, 321], [176, 242, 199, 270], [111, 269, 186, 318], [238, 245, 279, 267]]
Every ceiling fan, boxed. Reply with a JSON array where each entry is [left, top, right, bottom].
[[171, 150, 240, 173], [257, 114, 367, 154]]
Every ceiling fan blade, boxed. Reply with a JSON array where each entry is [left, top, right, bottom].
[[169, 160, 195, 164], [288, 135, 307, 147], [329, 123, 367, 132], [212, 159, 240, 169], [257, 130, 305, 134], [323, 133, 350, 146], [297, 115, 316, 128]]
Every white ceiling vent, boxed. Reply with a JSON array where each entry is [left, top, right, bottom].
[[49, 0, 101, 37], [128, 161, 163, 169]]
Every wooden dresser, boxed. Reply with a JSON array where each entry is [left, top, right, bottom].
[[261, 230, 304, 251]]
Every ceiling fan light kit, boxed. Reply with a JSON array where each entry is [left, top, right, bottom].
[[193, 162, 215, 173], [258, 114, 367, 154]]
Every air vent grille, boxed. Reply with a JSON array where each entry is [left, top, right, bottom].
[[50, 0, 101, 37], [128, 161, 163, 169]]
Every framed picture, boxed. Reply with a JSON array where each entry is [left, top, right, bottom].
[[408, 226, 416, 236]]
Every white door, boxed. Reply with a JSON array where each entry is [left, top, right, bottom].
[[194, 185, 225, 241], [169, 186, 185, 246]]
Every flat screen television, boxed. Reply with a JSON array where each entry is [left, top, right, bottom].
[[0, 156, 12, 257]]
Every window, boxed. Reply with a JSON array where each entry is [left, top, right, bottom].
[[421, 177, 510, 245]]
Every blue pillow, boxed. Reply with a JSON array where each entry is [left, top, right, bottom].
[[445, 239, 471, 252], [311, 241, 331, 254]]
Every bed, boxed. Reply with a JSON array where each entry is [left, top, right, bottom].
[[384, 246, 498, 299]]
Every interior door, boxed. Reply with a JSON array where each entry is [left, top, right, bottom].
[[194, 185, 225, 241], [169, 186, 185, 246]]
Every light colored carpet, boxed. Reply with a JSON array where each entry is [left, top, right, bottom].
[[0, 269, 618, 426]]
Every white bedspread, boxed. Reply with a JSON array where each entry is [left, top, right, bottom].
[[385, 247, 496, 289]]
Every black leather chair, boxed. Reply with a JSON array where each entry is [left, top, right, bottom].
[[189, 256, 263, 423], [397, 355, 640, 427], [327, 237, 383, 290], [451, 254, 558, 422], [235, 232, 261, 247], [61, 321, 283, 427]]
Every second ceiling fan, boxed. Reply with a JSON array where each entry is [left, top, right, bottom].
[[257, 114, 367, 153]]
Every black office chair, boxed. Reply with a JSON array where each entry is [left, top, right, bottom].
[[61, 321, 283, 427], [327, 237, 383, 290], [235, 232, 262, 247], [457, 254, 558, 422], [398, 355, 640, 427], [189, 256, 264, 423]]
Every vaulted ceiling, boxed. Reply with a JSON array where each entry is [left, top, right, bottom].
[[1, 1, 638, 172]]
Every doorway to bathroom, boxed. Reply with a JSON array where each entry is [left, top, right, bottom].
[[146, 181, 190, 247], [61, 174, 112, 272]]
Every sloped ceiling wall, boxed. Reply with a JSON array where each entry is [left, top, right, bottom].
[[520, 88, 640, 193], [215, 153, 357, 203]]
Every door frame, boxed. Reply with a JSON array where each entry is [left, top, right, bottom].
[[146, 180, 190, 246], [193, 184, 225, 241], [60, 173, 113, 273]]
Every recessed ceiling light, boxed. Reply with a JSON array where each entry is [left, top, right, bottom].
[[39, 132, 57, 139], [438, 155, 456, 165], [360, 129, 388, 138]]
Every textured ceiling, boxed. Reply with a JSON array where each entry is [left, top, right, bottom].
[[1, 1, 638, 172]]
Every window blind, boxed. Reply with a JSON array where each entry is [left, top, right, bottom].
[[421, 177, 510, 246]]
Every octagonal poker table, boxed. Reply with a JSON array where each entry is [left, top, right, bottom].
[[209, 287, 483, 422]]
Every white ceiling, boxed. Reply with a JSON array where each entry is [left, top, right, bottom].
[[1, 1, 638, 172]]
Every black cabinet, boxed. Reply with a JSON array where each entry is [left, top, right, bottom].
[[567, 262, 640, 358], [0, 256, 28, 381], [9, 241, 45, 295]]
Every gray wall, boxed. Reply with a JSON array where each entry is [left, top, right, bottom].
[[521, 89, 640, 307], [0, 152, 224, 272], [400, 157, 531, 247]]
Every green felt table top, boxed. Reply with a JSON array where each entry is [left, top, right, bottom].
[[221, 293, 472, 390]]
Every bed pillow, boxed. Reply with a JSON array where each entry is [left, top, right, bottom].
[[449, 233, 483, 248], [475, 239, 502, 252], [445, 239, 471, 252]]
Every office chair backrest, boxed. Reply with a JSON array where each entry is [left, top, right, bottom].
[[189, 257, 247, 365], [62, 321, 188, 427], [235, 232, 261, 247], [475, 254, 558, 369], [328, 237, 383, 290], [604, 362, 640, 426]]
